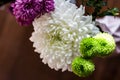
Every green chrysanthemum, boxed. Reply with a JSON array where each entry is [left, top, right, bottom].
[[80, 37, 99, 58], [72, 57, 95, 77], [94, 33, 116, 56]]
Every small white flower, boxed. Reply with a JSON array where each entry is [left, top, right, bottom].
[[30, 0, 100, 71]]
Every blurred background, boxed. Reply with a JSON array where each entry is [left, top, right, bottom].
[[0, 0, 120, 80]]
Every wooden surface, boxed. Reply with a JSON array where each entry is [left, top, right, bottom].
[[0, 1, 120, 80]]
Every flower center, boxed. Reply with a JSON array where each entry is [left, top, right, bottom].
[[52, 33, 62, 41], [24, 2, 33, 9]]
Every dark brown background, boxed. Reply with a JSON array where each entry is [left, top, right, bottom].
[[0, 0, 120, 80]]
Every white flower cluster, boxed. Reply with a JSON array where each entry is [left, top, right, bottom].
[[30, 0, 100, 71]]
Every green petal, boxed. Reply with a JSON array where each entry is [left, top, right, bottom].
[[94, 33, 116, 56], [72, 57, 95, 77], [80, 37, 99, 58]]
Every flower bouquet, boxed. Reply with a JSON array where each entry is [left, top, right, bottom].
[[1, 0, 119, 77]]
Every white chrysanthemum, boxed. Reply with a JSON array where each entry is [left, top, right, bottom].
[[30, 0, 100, 71]]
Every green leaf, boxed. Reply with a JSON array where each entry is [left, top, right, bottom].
[[98, 8, 119, 17], [86, 0, 95, 6]]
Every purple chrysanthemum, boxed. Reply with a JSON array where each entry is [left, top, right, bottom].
[[10, 0, 54, 26], [44, 0, 55, 12]]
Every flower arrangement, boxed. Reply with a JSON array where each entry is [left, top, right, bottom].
[[0, 0, 119, 77]]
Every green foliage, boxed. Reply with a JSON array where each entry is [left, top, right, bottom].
[[80, 0, 119, 20], [72, 57, 95, 77], [86, 0, 107, 7], [98, 8, 119, 17]]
